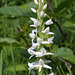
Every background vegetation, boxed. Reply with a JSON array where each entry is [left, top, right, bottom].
[[0, 0, 75, 75]]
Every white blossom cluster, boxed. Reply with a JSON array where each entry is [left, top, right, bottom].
[[28, 0, 54, 74]]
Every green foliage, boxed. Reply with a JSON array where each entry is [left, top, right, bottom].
[[0, 38, 20, 46], [0, 6, 27, 16], [0, 50, 3, 75], [0, 0, 75, 75]]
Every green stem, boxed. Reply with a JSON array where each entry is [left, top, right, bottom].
[[0, 50, 3, 75], [54, 0, 57, 8], [10, 43, 16, 75], [10, 27, 16, 75], [38, 70, 42, 75]]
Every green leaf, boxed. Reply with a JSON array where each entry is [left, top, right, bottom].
[[64, 55, 75, 64], [0, 38, 20, 46], [62, 21, 75, 33], [0, 6, 28, 16], [62, 21, 74, 27], [55, 0, 75, 13], [6, 64, 27, 72], [54, 47, 73, 57], [54, 47, 75, 64], [48, 13, 75, 23], [0, 50, 3, 75], [64, 27, 75, 33]]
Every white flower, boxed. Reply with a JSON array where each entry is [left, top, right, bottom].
[[40, 11, 44, 18], [42, 36, 54, 44], [34, 0, 39, 5], [28, 47, 36, 59], [32, 29, 37, 34], [48, 36, 54, 43], [31, 37, 42, 48], [37, 37, 43, 44], [38, 59, 52, 72], [28, 62, 38, 74], [43, 4, 47, 10], [28, 59, 52, 73], [35, 48, 54, 57], [32, 42, 40, 48], [46, 19, 53, 25], [30, 17, 40, 27], [42, 27, 54, 34], [29, 29, 37, 43], [49, 73, 54, 75], [29, 33, 35, 39], [31, 8, 37, 13]]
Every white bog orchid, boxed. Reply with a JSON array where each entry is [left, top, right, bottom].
[[38, 59, 52, 72], [29, 33, 35, 39], [46, 19, 53, 25], [35, 48, 54, 57], [30, 17, 40, 27], [48, 36, 54, 43], [42, 27, 54, 34], [42, 36, 54, 44], [32, 42, 40, 48], [28, 59, 52, 72], [28, 0, 54, 74], [28, 47, 36, 59], [28, 62, 38, 74], [37, 37, 43, 44]]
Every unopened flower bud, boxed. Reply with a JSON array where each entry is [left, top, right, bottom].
[[30, 17, 36, 22], [40, 11, 44, 18], [45, 19, 53, 25], [31, 8, 37, 13], [34, 0, 39, 5], [41, 0, 44, 3], [44, 13, 47, 17], [43, 4, 47, 10]]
